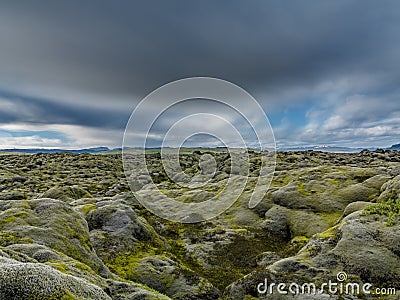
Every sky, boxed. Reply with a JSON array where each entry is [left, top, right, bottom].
[[0, 0, 399, 149]]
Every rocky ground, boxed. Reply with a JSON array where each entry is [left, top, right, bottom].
[[0, 149, 399, 299]]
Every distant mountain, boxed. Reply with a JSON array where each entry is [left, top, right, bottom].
[[0, 147, 110, 154], [1, 144, 397, 154], [279, 143, 400, 153], [279, 145, 376, 153], [387, 143, 400, 151]]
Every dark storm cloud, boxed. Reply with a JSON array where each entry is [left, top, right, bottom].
[[0, 0, 399, 147], [1, 0, 399, 98], [0, 90, 129, 129]]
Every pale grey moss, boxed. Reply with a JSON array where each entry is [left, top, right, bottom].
[[0, 258, 111, 299]]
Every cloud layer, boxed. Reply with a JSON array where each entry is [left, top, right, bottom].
[[0, 0, 399, 148]]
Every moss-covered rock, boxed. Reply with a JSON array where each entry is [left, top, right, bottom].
[[125, 255, 220, 299], [342, 201, 371, 218], [106, 279, 171, 300], [41, 186, 93, 203], [0, 198, 111, 278], [224, 211, 400, 299], [86, 202, 163, 264], [0, 255, 111, 299], [0, 151, 399, 299], [263, 205, 291, 240]]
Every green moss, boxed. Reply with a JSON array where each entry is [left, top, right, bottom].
[[317, 211, 342, 226], [108, 251, 148, 280], [363, 198, 400, 226], [48, 290, 85, 300], [230, 224, 245, 231], [244, 296, 260, 300], [15, 200, 31, 210], [60, 291, 79, 300], [163, 221, 186, 238], [317, 227, 337, 239], [368, 192, 379, 201], [301, 244, 320, 257], [0, 232, 19, 246], [1, 211, 29, 225], [0, 232, 33, 246], [3, 215, 15, 223], [269, 173, 293, 188], [45, 261, 70, 273], [298, 182, 312, 196], [204, 229, 289, 290], [63, 223, 92, 251], [329, 178, 340, 185], [79, 204, 97, 216], [72, 261, 93, 273], [167, 238, 203, 274], [104, 237, 166, 281], [162, 272, 176, 289], [288, 236, 309, 253]]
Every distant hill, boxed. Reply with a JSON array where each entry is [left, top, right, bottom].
[[1, 144, 398, 154], [279, 145, 375, 153], [387, 143, 400, 151], [0, 147, 110, 154]]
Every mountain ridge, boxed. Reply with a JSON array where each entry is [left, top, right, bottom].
[[1, 143, 399, 154]]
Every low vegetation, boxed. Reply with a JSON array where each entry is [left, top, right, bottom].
[[0, 149, 399, 299]]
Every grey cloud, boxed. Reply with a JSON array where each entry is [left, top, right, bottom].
[[293, 96, 400, 148], [0, 90, 129, 129], [1, 0, 400, 99], [0, 0, 400, 147], [321, 93, 400, 131]]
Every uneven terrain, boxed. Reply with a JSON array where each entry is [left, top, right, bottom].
[[0, 150, 399, 299]]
